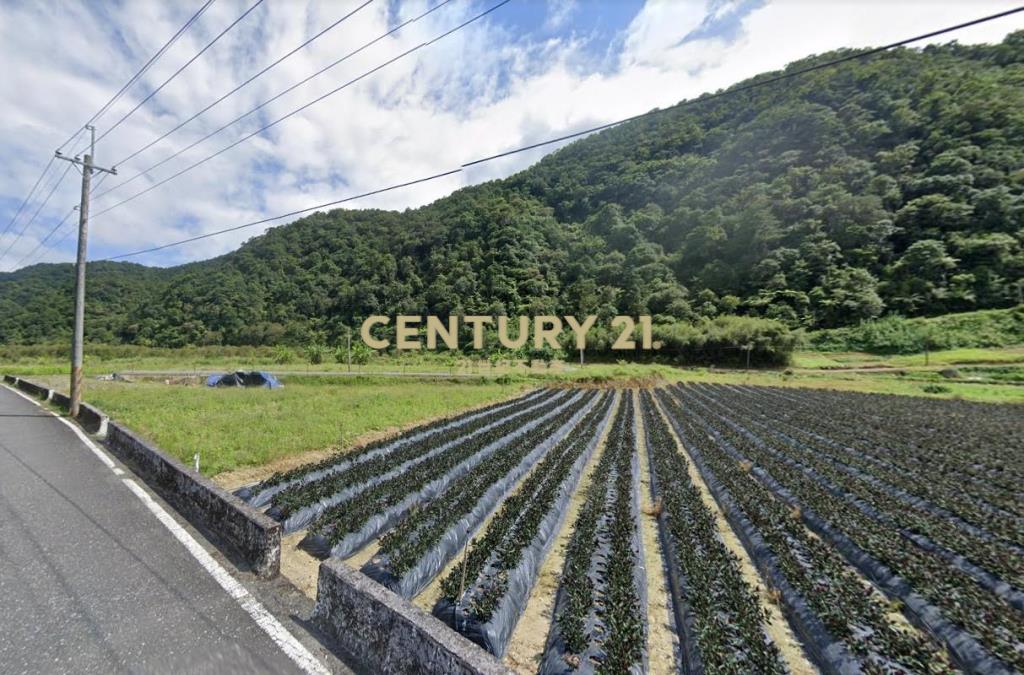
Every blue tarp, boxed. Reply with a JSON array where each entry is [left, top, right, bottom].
[[205, 371, 283, 389]]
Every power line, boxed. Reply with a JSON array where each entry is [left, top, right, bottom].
[[103, 170, 462, 259], [13, 207, 77, 268], [14, 171, 112, 268], [91, 0, 506, 217], [467, 5, 1024, 167], [113, 0, 376, 168], [1, 126, 87, 247], [6, 1, 215, 267], [0, 155, 56, 240], [81, 8, 1024, 266], [94, 0, 267, 146], [92, 0, 457, 204], [56, 0, 215, 153], [0, 160, 75, 264], [17, 0, 459, 267]]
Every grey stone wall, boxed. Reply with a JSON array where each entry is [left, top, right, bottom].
[[105, 421, 281, 579], [314, 558, 512, 675]]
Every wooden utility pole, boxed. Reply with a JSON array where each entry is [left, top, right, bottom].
[[55, 126, 116, 417]]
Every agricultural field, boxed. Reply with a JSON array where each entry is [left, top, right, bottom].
[[235, 382, 1024, 674]]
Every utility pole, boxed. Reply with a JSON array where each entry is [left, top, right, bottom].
[[55, 126, 116, 417]]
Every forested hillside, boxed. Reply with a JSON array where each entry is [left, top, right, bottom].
[[2, 32, 1022, 348]]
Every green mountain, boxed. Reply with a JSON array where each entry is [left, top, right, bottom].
[[2, 32, 1022, 348]]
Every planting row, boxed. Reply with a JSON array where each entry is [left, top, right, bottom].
[[303, 389, 589, 559], [688, 384, 1024, 597], [237, 381, 1021, 673], [667, 383, 1024, 672], [261, 388, 564, 530], [432, 390, 618, 655], [540, 392, 646, 674], [655, 387, 952, 673], [640, 389, 784, 674], [242, 387, 551, 506], [363, 389, 603, 599], [733, 384, 1023, 526]]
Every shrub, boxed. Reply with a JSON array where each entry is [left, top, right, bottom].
[[272, 346, 295, 364], [652, 315, 796, 367], [808, 306, 1024, 354], [305, 342, 327, 365]]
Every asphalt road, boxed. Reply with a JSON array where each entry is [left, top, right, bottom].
[[0, 385, 322, 674]]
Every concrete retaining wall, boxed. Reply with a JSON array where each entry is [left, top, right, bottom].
[[76, 402, 108, 435], [105, 421, 281, 579], [314, 558, 512, 675], [50, 390, 71, 408], [15, 377, 50, 399]]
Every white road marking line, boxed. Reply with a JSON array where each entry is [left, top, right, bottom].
[[3, 384, 116, 468], [122, 479, 331, 675], [2, 383, 331, 675]]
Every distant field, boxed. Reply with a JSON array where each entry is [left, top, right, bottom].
[[2, 344, 576, 378], [792, 347, 1024, 369], [674, 366, 1024, 404], [7, 343, 1022, 482]]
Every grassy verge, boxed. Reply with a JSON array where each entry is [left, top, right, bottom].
[[51, 377, 527, 477]]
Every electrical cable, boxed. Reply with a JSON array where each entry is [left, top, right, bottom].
[[113, 0, 376, 168], [0, 161, 74, 263], [103, 169, 462, 259], [13, 207, 77, 268], [56, 0, 216, 153], [93, 0, 266, 145], [0, 155, 57, 240], [96, 6, 1024, 263], [89, 0, 506, 217], [91, 0, 457, 203]]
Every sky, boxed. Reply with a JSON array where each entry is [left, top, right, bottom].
[[0, 0, 1021, 271]]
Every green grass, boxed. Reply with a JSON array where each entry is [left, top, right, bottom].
[[886, 347, 1024, 367], [790, 351, 868, 369], [67, 377, 527, 477], [792, 347, 1024, 369]]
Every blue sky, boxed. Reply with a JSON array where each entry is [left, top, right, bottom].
[[0, 0, 1020, 271]]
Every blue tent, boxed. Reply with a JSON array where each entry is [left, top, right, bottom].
[[206, 371, 283, 389]]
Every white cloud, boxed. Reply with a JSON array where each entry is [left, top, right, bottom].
[[544, 0, 578, 32], [0, 0, 1021, 270]]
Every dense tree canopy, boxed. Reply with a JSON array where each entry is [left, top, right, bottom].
[[2, 33, 1022, 347]]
